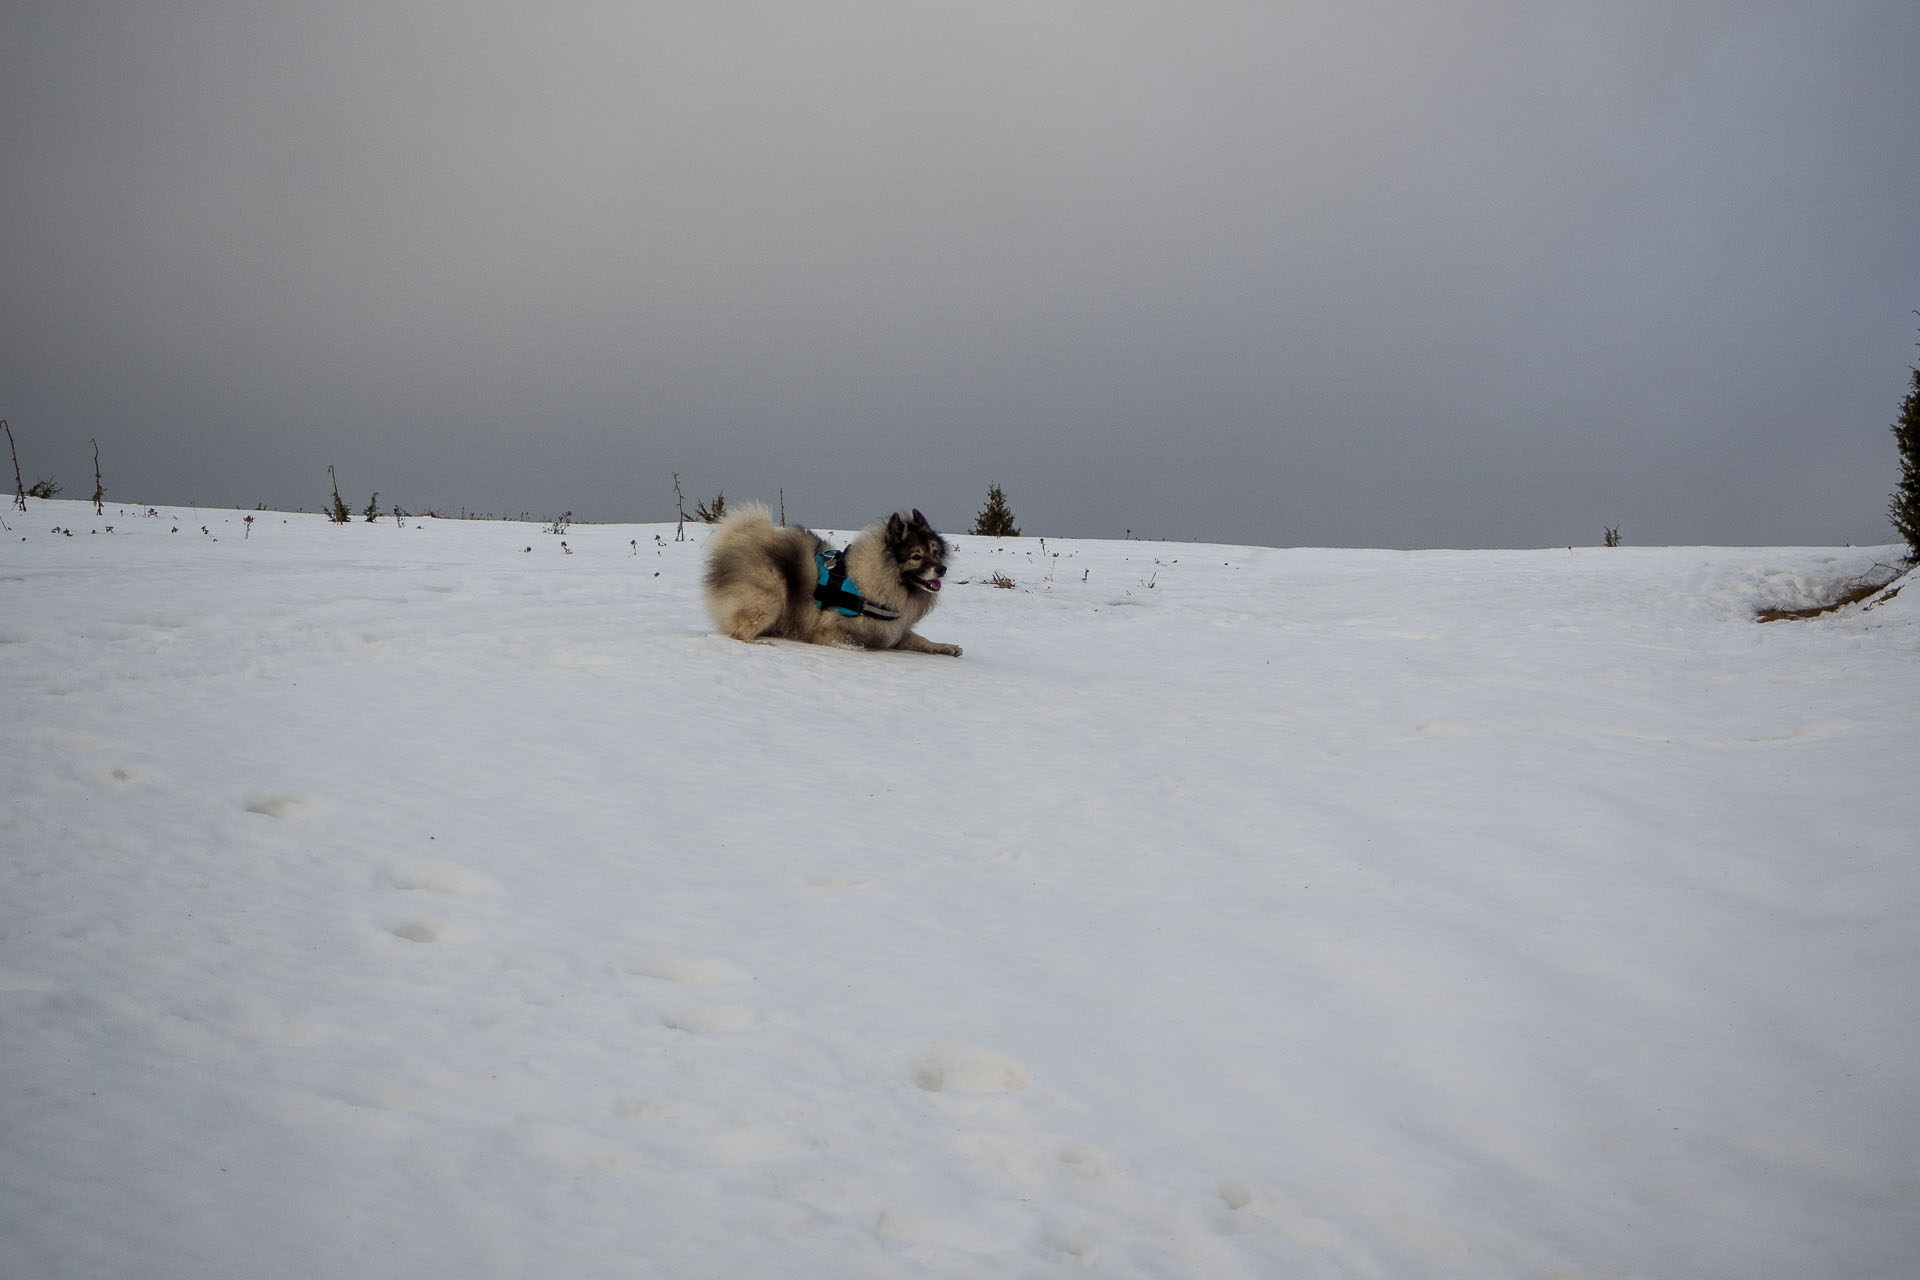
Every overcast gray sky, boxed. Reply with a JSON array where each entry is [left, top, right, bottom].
[[4, 2, 1916, 547]]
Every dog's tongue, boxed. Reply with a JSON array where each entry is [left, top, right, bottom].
[[924, 578, 941, 591]]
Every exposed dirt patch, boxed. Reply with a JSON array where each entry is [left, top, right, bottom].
[[1756, 569, 1907, 622]]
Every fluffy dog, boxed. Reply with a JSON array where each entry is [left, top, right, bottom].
[[701, 505, 962, 656]]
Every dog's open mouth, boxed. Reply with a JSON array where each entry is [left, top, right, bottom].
[[919, 577, 941, 592]]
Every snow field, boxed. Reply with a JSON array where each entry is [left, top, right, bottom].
[[2, 501, 1917, 1278]]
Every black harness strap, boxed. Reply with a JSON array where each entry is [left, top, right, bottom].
[[814, 549, 900, 621]]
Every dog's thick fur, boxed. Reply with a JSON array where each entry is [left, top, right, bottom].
[[701, 505, 962, 656]]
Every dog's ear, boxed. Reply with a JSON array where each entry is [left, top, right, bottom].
[[910, 508, 929, 530], [886, 512, 907, 543]]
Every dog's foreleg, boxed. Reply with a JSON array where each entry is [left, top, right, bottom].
[[896, 631, 962, 657]]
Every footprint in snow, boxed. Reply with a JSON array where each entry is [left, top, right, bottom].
[[1043, 1232, 1101, 1265], [1058, 1142, 1110, 1179], [390, 919, 472, 945], [244, 793, 312, 819], [1217, 1180, 1343, 1247], [620, 950, 749, 987], [389, 860, 497, 895], [657, 1002, 754, 1034], [910, 1042, 1030, 1094]]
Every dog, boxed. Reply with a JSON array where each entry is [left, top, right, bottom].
[[701, 505, 962, 656]]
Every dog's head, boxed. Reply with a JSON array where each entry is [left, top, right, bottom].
[[885, 509, 951, 595]]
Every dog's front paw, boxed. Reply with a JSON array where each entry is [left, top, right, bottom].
[[935, 643, 962, 657]]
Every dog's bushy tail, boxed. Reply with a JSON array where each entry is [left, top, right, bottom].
[[702, 503, 777, 588], [700, 502, 820, 641], [706, 501, 776, 542]]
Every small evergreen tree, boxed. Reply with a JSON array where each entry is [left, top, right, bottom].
[[693, 491, 727, 523], [972, 484, 1020, 537], [1890, 364, 1920, 561]]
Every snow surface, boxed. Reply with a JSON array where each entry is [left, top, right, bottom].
[[3, 500, 1917, 1279]]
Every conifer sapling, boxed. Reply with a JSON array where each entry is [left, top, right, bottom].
[[1890, 362, 1920, 561], [972, 484, 1020, 537]]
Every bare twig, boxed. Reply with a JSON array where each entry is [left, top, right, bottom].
[[3, 420, 25, 512], [326, 466, 351, 523]]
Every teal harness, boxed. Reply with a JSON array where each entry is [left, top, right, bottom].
[[814, 549, 900, 621]]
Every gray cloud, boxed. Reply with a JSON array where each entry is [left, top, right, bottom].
[[4, 1, 1917, 546]]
